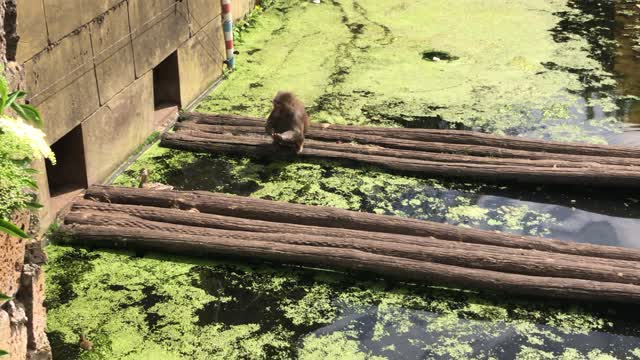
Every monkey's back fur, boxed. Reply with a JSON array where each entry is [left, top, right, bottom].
[[265, 91, 310, 152]]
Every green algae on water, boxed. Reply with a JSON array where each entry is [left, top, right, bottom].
[[48, 0, 640, 359]]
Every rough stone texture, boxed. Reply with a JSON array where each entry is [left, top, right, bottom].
[[0, 308, 25, 360], [25, 28, 100, 144], [14, 0, 47, 63], [128, 0, 190, 77], [90, 1, 136, 105], [0, 212, 29, 299], [82, 72, 154, 185], [42, 0, 123, 43], [20, 264, 51, 360], [177, 18, 225, 107], [0, 310, 11, 355], [0, 302, 28, 360]]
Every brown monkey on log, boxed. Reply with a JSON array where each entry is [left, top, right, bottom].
[[265, 91, 310, 152]]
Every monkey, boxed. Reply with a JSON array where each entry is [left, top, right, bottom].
[[265, 91, 310, 153]]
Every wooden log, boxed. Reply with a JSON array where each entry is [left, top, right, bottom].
[[64, 206, 640, 281], [84, 185, 640, 262], [182, 112, 640, 159], [59, 223, 640, 304], [175, 120, 640, 167], [161, 132, 640, 188], [69, 200, 640, 272], [172, 127, 640, 170]]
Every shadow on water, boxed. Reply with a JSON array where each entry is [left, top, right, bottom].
[[544, 0, 640, 146], [188, 259, 640, 359]]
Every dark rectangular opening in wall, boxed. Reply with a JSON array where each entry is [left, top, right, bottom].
[[153, 51, 181, 127], [45, 125, 88, 214]]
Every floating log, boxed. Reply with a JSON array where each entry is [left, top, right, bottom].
[[183, 112, 640, 159], [84, 185, 640, 262], [61, 186, 640, 303], [161, 113, 640, 188], [61, 224, 640, 303], [173, 121, 640, 167], [64, 206, 640, 283]]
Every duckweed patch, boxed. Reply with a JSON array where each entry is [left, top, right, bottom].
[[46, 245, 640, 359], [197, 0, 633, 142]]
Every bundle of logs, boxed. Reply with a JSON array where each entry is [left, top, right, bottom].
[[160, 113, 640, 188], [61, 185, 640, 304]]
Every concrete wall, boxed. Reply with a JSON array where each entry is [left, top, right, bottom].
[[14, 0, 256, 227]]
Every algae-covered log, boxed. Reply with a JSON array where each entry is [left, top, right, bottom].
[[84, 185, 640, 262], [61, 223, 640, 304]]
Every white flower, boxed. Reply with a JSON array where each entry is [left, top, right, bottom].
[[0, 116, 56, 164]]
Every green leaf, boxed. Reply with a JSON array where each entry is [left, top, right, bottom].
[[11, 158, 31, 167], [10, 100, 28, 119], [24, 178, 39, 190], [23, 168, 39, 174], [0, 219, 29, 239], [0, 349, 9, 357], [3, 90, 26, 111], [12, 103, 43, 127], [9, 90, 26, 99], [0, 75, 9, 112], [0, 292, 11, 301], [25, 202, 44, 209]]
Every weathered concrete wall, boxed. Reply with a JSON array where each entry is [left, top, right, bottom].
[[178, 17, 226, 107], [82, 72, 155, 186], [233, 0, 257, 22], [14, 0, 256, 229]]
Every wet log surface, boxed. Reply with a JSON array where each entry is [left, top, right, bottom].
[[160, 113, 640, 188], [60, 185, 640, 304]]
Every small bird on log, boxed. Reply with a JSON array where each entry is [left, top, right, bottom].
[[138, 168, 174, 191], [79, 334, 93, 351]]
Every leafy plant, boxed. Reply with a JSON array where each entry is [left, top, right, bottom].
[[0, 68, 52, 239], [0, 218, 28, 238], [0, 349, 8, 357], [0, 69, 42, 128], [234, 4, 266, 44]]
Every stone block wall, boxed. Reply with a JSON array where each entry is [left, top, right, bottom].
[[0, 213, 51, 360], [12, 0, 255, 227]]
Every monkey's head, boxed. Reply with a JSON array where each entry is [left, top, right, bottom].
[[273, 91, 295, 108]]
